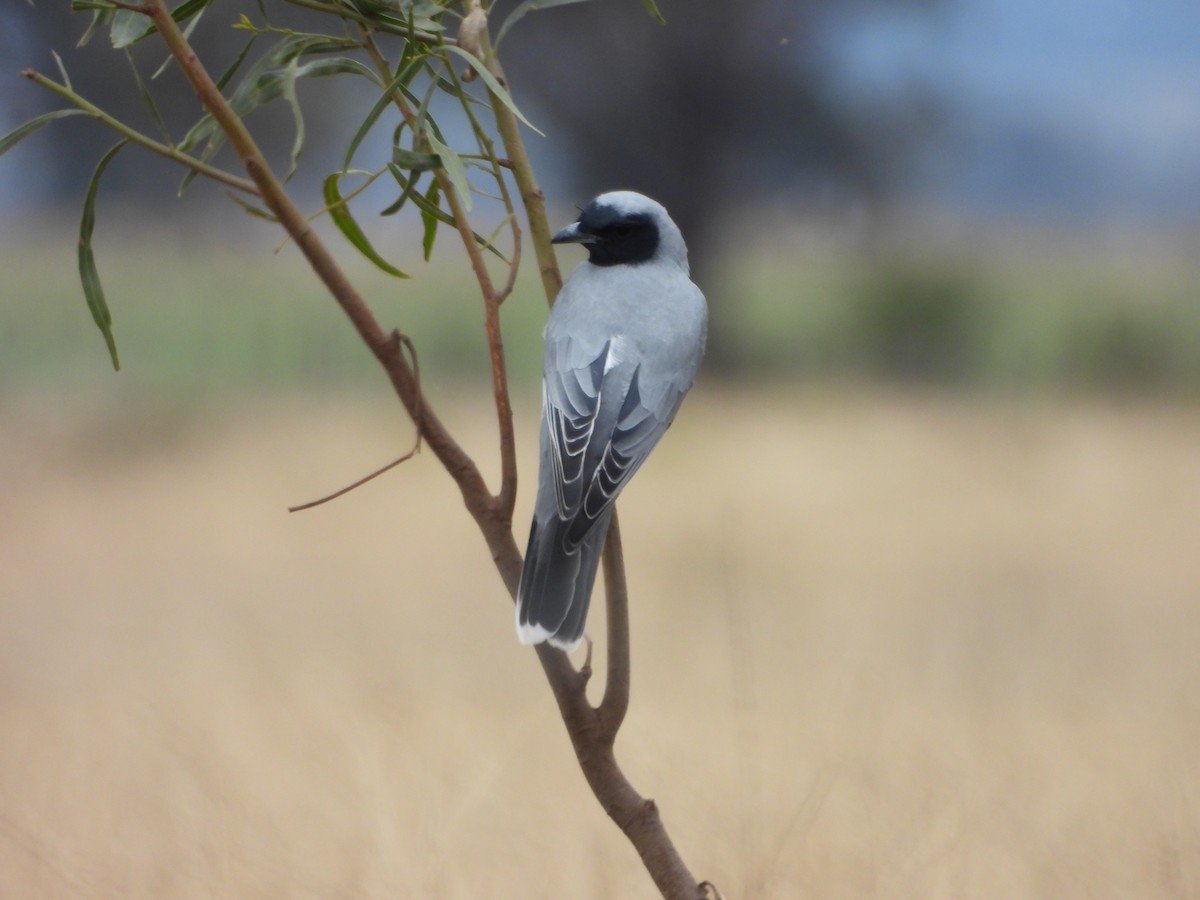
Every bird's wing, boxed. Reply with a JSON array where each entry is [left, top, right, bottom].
[[543, 337, 689, 551]]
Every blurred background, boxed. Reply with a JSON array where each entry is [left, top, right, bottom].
[[2, 1, 1198, 897]]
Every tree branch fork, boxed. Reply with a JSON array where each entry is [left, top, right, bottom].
[[26, 2, 708, 896]]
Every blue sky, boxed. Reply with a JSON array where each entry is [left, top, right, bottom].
[[827, 0, 1200, 223]]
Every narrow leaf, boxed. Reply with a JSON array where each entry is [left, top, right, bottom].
[[418, 178, 440, 261], [51, 51, 72, 90], [176, 129, 223, 194], [280, 59, 306, 180], [215, 33, 258, 91], [341, 55, 425, 171], [495, 0, 593, 47], [109, 0, 214, 48], [640, 0, 666, 24], [0, 109, 88, 159], [411, 66, 441, 138], [109, 9, 145, 49], [223, 190, 278, 222], [125, 50, 171, 142], [380, 164, 421, 216], [343, 92, 393, 172], [78, 141, 127, 371], [392, 147, 440, 171], [410, 183, 508, 262], [443, 45, 544, 136], [177, 111, 217, 155], [77, 7, 115, 48], [173, 32, 257, 162], [151, 0, 209, 78], [292, 56, 379, 83], [323, 173, 411, 278], [426, 131, 472, 212]]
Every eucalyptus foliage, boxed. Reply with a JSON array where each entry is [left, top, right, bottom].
[[5, 0, 663, 370]]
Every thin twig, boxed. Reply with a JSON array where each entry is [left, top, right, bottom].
[[466, 5, 702, 896], [362, 30, 519, 526], [469, 7, 561, 305], [598, 513, 631, 736], [140, 0, 507, 563], [287, 444, 420, 512], [442, 56, 521, 519], [21, 69, 259, 197]]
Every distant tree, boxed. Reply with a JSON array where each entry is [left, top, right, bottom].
[[502, 0, 939, 368]]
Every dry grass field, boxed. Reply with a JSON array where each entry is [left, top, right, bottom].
[[1, 388, 1198, 898]]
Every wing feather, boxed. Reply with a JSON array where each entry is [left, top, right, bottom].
[[545, 339, 688, 551]]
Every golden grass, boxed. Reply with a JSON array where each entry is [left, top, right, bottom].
[[1, 388, 1198, 898]]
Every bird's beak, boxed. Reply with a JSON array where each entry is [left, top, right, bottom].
[[551, 222, 598, 245]]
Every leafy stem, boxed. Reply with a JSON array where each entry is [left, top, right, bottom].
[[15, 0, 706, 895], [139, 0, 509, 563], [20, 68, 260, 196], [282, 0, 448, 42]]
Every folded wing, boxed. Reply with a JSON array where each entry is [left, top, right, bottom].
[[544, 338, 689, 551]]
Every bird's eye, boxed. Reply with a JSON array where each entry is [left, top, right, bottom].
[[612, 224, 633, 237]]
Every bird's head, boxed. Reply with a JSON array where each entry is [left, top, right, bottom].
[[551, 191, 688, 271]]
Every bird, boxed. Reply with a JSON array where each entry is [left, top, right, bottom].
[[516, 191, 708, 651]]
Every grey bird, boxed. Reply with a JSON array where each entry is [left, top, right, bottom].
[[516, 191, 708, 651]]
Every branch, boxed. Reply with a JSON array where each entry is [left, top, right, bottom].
[[139, 0, 514, 566], [133, 4, 701, 895], [361, 33, 519, 526], [598, 512, 630, 732], [465, 6, 703, 897], [469, 10, 562, 305], [287, 445, 420, 512], [429, 175, 518, 523]]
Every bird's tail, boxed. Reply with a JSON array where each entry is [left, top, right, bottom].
[[516, 510, 613, 651]]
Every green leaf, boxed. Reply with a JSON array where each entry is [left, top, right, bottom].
[[215, 33, 258, 90], [151, 0, 210, 78], [279, 59, 306, 180], [109, 0, 214, 49], [380, 164, 422, 216], [411, 67, 441, 138], [292, 56, 380, 83], [418, 178, 440, 261], [391, 147, 440, 171], [343, 92, 394, 173], [50, 50, 72, 90], [323, 172, 411, 278], [223, 190, 278, 222], [109, 9, 146, 48], [640, 0, 666, 24], [177, 34, 356, 191], [425, 131, 471, 212], [227, 37, 376, 179], [172, 30, 257, 161], [349, 0, 444, 32], [0, 109, 88, 159], [342, 54, 426, 171], [76, 7, 114, 47], [409, 182, 508, 262], [125, 49, 171, 143], [495, 0, 593, 47], [79, 141, 127, 372], [443, 45, 544, 136]]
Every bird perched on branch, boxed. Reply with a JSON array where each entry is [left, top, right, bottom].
[[516, 191, 707, 651]]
